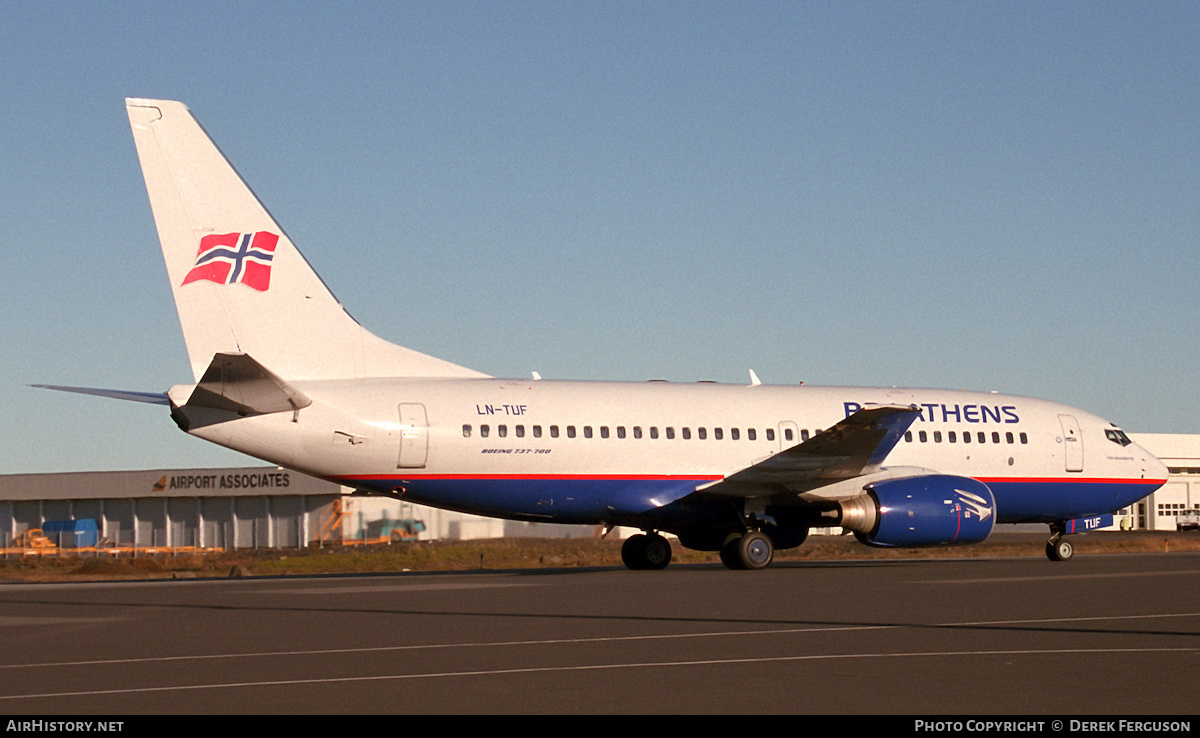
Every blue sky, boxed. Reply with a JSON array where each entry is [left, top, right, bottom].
[[2, 1, 1197, 473]]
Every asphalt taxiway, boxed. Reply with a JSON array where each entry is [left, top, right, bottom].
[[0, 553, 1198, 713]]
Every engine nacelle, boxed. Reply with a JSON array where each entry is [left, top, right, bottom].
[[836, 474, 995, 547]]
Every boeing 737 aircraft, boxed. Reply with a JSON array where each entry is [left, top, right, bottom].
[[39, 99, 1169, 569]]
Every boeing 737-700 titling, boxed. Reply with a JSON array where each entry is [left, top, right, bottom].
[[38, 99, 1169, 569]]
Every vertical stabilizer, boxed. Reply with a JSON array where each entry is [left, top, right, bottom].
[[126, 98, 487, 382]]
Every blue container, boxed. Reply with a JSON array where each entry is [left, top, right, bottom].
[[41, 519, 99, 548]]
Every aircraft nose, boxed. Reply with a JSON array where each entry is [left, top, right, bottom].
[[1145, 450, 1169, 482], [1130, 437, 1169, 482]]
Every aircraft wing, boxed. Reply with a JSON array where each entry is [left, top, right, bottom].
[[698, 404, 921, 496]]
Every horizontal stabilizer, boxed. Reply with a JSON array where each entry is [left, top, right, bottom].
[[31, 385, 170, 405], [182, 353, 312, 416]]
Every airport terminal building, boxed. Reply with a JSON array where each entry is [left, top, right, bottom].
[[2, 434, 1198, 550]]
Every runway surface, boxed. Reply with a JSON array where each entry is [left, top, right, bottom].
[[0, 553, 1198, 714]]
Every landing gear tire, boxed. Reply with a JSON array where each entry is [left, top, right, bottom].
[[719, 535, 744, 570], [1046, 537, 1074, 562], [622, 533, 672, 570], [642, 534, 672, 569], [719, 531, 774, 570], [738, 531, 774, 570]]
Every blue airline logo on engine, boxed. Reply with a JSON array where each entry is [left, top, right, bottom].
[[844, 402, 1019, 424]]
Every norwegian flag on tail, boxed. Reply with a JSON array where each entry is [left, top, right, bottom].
[[181, 231, 279, 291]]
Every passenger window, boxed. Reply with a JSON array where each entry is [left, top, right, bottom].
[[766, 429, 775, 442], [550, 425, 559, 438], [617, 426, 626, 439], [533, 425, 542, 438], [633, 426, 642, 439], [977, 432, 986, 443], [600, 426, 609, 439], [714, 428, 723, 440], [1020, 432, 1028, 444], [463, 424, 472, 438], [498, 425, 507, 438], [584, 426, 593, 439], [948, 431, 956, 443], [697, 427, 706, 440], [567, 426, 576, 438], [905, 431, 912, 442], [919, 431, 928, 443], [801, 429, 810, 441], [731, 428, 739, 441], [682, 428, 691, 440], [650, 427, 659, 439], [992, 432, 1000, 444], [963, 431, 971, 444], [666, 427, 675, 440], [516, 425, 525, 438], [481, 425, 490, 438], [1005, 432, 1014, 444], [747, 428, 756, 441], [933, 431, 942, 443]]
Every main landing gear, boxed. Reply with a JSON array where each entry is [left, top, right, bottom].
[[619, 529, 778, 570], [1045, 522, 1074, 562], [621, 532, 673, 570]]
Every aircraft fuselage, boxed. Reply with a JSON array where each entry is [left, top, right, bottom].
[[174, 378, 1165, 531]]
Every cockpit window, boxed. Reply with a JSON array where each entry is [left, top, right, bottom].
[[1106, 428, 1132, 447]]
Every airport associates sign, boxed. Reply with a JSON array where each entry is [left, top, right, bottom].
[[152, 470, 292, 492]]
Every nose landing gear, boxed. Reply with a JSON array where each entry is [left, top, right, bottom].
[[1046, 522, 1074, 561]]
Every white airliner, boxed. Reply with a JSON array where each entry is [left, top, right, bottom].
[[39, 99, 1169, 569]]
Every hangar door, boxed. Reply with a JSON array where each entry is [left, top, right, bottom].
[[398, 403, 429, 469]]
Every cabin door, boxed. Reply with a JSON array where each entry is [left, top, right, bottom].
[[398, 403, 429, 469], [1058, 414, 1084, 472]]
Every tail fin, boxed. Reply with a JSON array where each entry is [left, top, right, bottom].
[[125, 98, 486, 382]]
